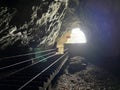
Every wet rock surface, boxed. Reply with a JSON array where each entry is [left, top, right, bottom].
[[52, 56, 120, 90]]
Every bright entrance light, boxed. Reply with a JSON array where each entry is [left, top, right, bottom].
[[66, 28, 87, 43]]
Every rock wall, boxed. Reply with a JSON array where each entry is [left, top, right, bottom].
[[0, 0, 69, 51]]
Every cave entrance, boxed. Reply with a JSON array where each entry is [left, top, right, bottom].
[[66, 28, 87, 44], [56, 28, 87, 54]]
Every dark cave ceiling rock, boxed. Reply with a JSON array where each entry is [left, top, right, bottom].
[[0, 0, 69, 49]]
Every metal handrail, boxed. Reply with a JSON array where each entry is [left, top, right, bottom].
[[0, 51, 55, 70], [0, 48, 57, 60], [9, 53, 57, 76], [18, 52, 68, 90]]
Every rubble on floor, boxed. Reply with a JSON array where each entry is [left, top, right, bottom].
[[52, 56, 120, 90]]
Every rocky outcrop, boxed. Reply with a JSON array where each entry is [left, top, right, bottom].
[[0, 0, 69, 50]]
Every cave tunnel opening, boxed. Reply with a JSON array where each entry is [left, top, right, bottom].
[[56, 27, 87, 55]]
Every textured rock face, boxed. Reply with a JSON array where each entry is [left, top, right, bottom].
[[0, 0, 69, 50]]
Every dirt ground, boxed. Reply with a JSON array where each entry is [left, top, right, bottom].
[[52, 56, 120, 90]]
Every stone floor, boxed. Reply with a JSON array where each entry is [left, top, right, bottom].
[[52, 56, 120, 90]]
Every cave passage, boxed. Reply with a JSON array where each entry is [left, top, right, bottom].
[[66, 28, 87, 44], [1, 0, 120, 89], [56, 28, 87, 54]]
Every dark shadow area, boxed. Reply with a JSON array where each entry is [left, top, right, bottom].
[[65, 43, 120, 78]]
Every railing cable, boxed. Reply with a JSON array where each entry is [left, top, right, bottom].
[[18, 52, 68, 90], [9, 53, 57, 76], [0, 48, 56, 60], [0, 51, 55, 70]]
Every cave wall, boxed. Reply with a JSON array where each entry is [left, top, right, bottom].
[[72, 0, 120, 76], [78, 0, 120, 57], [63, 0, 120, 57], [0, 0, 69, 56], [1, 0, 120, 58], [1, 0, 120, 76]]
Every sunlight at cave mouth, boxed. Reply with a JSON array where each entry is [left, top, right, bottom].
[[66, 28, 87, 43]]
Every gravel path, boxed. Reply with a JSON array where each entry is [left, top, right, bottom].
[[52, 56, 120, 90]]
